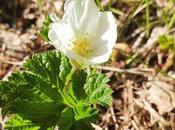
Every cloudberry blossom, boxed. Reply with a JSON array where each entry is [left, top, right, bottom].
[[48, 0, 117, 65]]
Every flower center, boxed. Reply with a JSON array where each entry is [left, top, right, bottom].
[[72, 37, 93, 58]]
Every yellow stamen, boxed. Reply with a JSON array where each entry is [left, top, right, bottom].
[[72, 37, 92, 57]]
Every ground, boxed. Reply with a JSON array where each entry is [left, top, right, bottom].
[[0, 0, 175, 130]]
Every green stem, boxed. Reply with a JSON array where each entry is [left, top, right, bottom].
[[96, 0, 104, 11], [59, 90, 73, 108], [145, 0, 150, 37], [168, 11, 175, 29], [62, 69, 76, 107], [56, 69, 75, 108]]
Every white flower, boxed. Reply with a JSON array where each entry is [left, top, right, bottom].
[[48, 0, 117, 65]]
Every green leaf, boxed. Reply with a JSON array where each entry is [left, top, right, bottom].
[[5, 114, 40, 130], [0, 50, 72, 128], [84, 73, 113, 107], [24, 50, 72, 90], [0, 81, 13, 107], [58, 108, 74, 130], [62, 70, 87, 106], [63, 84, 78, 106], [74, 101, 98, 122], [71, 70, 87, 100], [9, 72, 63, 103], [11, 102, 64, 127], [70, 122, 94, 130], [158, 34, 175, 50], [40, 16, 52, 41]]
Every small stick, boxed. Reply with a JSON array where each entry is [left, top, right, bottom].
[[93, 66, 154, 76]]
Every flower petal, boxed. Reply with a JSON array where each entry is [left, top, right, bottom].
[[89, 12, 117, 63], [50, 13, 60, 22], [48, 22, 74, 49], [90, 51, 111, 64], [95, 11, 117, 46], [78, 0, 100, 33], [63, 0, 83, 30], [60, 46, 89, 65], [48, 21, 85, 63], [82, 12, 117, 65], [48, 29, 61, 49], [87, 53, 114, 65], [81, 45, 111, 65], [63, 0, 100, 34]]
